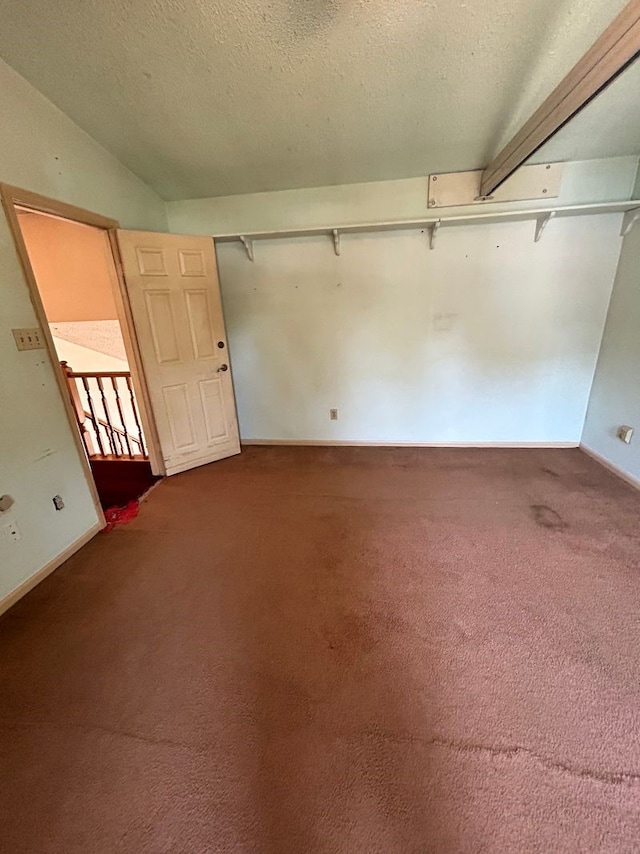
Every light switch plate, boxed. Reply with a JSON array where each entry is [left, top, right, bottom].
[[12, 328, 45, 351]]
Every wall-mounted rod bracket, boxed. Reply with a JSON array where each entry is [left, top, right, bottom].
[[332, 228, 341, 256], [534, 211, 555, 243], [621, 208, 640, 237], [429, 220, 441, 250], [239, 236, 254, 262]]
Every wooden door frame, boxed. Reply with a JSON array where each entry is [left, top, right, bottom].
[[0, 184, 165, 528]]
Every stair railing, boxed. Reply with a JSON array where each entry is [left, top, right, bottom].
[[61, 362, 148, 460]]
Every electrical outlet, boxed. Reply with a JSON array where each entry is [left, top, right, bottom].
[[1, 522, 21, 543], [52, 495, 65, 511], [12, 327, 45, 351], [330, 408, 338, 421], [617, 425, 634, 444]]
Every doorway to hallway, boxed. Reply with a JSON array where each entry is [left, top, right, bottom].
[[2, 182, 242, 524], [15, 207, 161, 510]]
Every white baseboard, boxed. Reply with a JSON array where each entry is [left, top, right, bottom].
[[0, 523, 102, 618], [580, 444, 640, 492], [242, 439, 579, 448]]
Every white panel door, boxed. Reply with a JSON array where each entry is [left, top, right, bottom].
[[117, 230, 240, 476]]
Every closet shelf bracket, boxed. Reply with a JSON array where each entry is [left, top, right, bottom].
[[429, 220, 441, 250], [534, 211, 555, 243], [621, 208, 640, 238], [240, 236, 254, 261], [332, 229, 341, 256]]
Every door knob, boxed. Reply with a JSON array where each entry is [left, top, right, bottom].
[[217, 363, 228, 372]]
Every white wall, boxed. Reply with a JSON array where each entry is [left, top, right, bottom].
[[167, 158, 637, 445], [0, 58, 167, 606], [582, 167, 640, 484]]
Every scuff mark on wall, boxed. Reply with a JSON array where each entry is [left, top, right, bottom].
[[33, 449, 56, 462]]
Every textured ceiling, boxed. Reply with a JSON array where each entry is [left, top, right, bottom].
[[0, 0, 638, 200]]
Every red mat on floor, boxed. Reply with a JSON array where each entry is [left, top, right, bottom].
[[103, 500, 139, 532]]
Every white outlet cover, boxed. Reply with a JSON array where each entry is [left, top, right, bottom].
[[617, 425, 634, 444], [1, 522, 21, 542]]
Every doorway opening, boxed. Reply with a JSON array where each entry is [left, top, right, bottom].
[[14, 207, 161, 511], [3, 183, 241, 516]]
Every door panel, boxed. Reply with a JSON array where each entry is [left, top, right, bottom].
[[145, 290, 180, 364], [199, 378, 230, 443], [179, 249, 207, 276], [185, 290, 216, 359], [136, 247, 167, 276], [117, 230, 240, 475], [163, 384, 198, 451]]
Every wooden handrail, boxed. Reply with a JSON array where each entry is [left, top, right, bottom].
[[64, 370, 132, 379]]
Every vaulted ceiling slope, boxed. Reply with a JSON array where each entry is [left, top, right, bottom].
[[1, 0, 639, 200]]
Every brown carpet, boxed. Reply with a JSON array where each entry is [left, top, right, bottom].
[[1, 446, 640, 853]]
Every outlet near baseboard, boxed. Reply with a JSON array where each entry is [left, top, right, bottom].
[[329, 408, 338, 421], [617, 425, 634, 444]]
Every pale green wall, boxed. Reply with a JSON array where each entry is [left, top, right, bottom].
[[0, 58, 167, 606], [167, 158, 638, 446], [167, 157, 638, 235], [582, 163, 640, 484]]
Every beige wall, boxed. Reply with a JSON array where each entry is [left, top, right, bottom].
[[17, 212, 118, 322]]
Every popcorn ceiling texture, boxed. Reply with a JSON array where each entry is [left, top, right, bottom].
[[0, 0, 638, 200], [51, 321, 128, 362]]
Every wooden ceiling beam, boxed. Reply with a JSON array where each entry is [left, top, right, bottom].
[[480, 0, 640, 198]]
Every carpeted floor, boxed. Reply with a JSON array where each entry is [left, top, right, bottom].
[[1, 446, 640, 853]]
